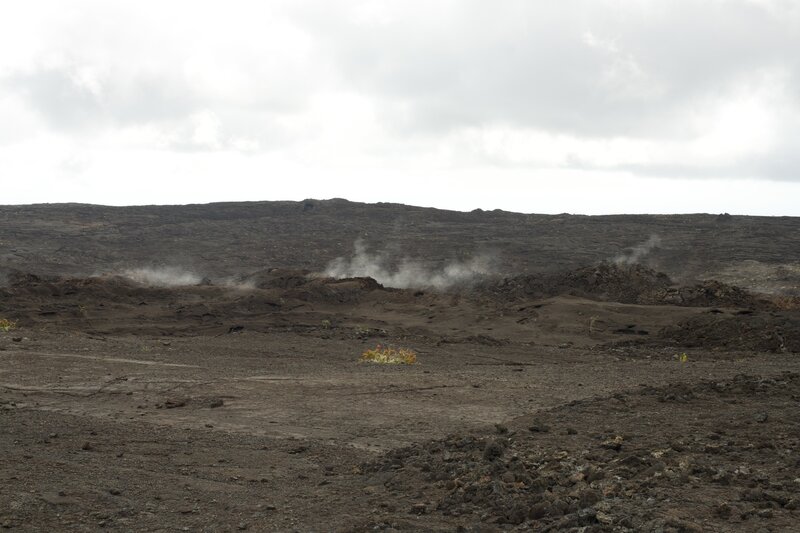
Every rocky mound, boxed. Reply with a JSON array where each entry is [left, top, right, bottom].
[[359, 373, 800, 531], [0, 268, 396, 334], [237, 268, 314, 290], [661, 311, 800, 353], [0, 271, 154, 302], [235, 268, 387, 303], [484, 263, 671, 304], [480, 262, 767, 308], [250, 269, 387, 302], [0, 272, 190, 331], [285, 276, 387, 304], [2, 268, 387, 307]]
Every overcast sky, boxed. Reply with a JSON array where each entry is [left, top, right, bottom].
[[2, 0, 799, 214]]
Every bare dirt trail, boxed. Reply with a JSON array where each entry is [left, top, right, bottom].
[[2, 323, 800, 531]]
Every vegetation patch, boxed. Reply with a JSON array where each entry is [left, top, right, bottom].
[[360, 345, 418, 365], [0, 318, 16, 332]]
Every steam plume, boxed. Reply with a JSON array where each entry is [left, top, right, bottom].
[[325, 239, 493, 290], [121, 267, 202, 287], [613, 235, 661, 265]]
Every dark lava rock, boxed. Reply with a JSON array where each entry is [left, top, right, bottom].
[[206, 398, 224, 408], [162, 398, 188, 409], [410, 503, 427, 515], [483, 440, 505, 461], [528, 420, 550, 433]]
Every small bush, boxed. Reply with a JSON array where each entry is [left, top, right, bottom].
[[0, 318, 17, 332], [360, 344, 417, 365]]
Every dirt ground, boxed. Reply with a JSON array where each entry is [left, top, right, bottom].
[[1, 202, 799, 532]]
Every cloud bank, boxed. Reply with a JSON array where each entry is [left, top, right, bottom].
[[1, 1, 799, 213]]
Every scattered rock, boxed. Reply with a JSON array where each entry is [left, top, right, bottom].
[[160, 398, 187, 409], [715, 503, 733, 519], [206, 398, 224, 408], [596, 510, 614, 525], [410, 503, 427, 515], [601, 435, 624, 451], [584, 466, 605, 483], [529, 502, 549, 519], [483, 439, 505, 461], [287, 445, 308, 455], [41, 492, 78, 505], [528, 420, 550, 433]]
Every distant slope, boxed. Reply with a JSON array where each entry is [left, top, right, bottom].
[[1, 199, 799, 289]]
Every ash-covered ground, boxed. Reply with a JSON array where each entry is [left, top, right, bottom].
[[1, 201, 799, 532]]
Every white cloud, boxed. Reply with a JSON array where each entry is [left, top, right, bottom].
[[0, 0, 799, 213], [189, 111, 222, 149]]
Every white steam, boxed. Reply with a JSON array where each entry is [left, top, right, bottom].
[[325, 239, 493, 290], [613, 235, 661, 265], [121, 267, 202, 287]]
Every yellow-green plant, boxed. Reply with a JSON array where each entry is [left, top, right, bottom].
[[0, 318, 17, 332], [677, 352, 688, 363], [360, 344, 418, 365], [354, 325, 372, 338]]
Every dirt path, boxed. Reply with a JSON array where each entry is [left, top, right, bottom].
[[2, 328, 799, 531]]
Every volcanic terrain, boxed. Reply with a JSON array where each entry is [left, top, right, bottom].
[[1, 200, 799, 532]]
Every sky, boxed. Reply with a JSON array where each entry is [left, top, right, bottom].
[[1, 0, 799, 215]]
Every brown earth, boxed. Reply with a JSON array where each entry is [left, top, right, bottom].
[[1, 200, 799, 532]]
